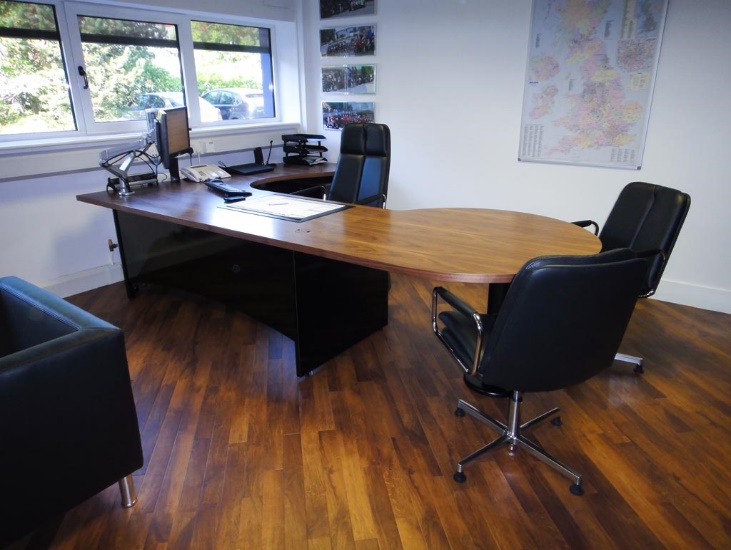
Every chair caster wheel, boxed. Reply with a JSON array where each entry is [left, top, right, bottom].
[[550, 416, 562, 426], [569, 483, 584, 496], [633, 364, 644, 374], [453, 471, 466, 483], [455, 407, 465, 417]]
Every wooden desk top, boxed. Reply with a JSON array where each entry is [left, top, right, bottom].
[[78, 165, 600, 284]]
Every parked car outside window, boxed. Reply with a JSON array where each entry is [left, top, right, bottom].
[[129, 92, 222, 122], [200, 88, 265, 120]]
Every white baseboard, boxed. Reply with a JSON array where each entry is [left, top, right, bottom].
[[42, 264, 124, 298], [652, 279, 731, 314]]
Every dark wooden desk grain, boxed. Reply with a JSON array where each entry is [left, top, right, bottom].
[[78, 165, 600, 283]]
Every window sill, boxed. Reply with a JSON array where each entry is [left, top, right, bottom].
[[0, 121, 302, 182]]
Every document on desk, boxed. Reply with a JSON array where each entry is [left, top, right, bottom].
[[222, 195, 349, 222]]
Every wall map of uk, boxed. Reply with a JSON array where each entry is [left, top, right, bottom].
[[519, 0, 668, 169]]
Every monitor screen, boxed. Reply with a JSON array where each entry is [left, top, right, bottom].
[[158, 106, 190, 182]]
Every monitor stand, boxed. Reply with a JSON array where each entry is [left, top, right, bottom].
[[168, 156, 180, 183]]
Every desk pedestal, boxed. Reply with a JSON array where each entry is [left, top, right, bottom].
[[114, 211, 389, 376]]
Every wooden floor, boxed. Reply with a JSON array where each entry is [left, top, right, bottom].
[[11, 273, 731, 549]]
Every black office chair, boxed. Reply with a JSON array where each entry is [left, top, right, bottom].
[[294, 123, 391, 207], [573, 182, 690, 372], [329, 122, 391, 207], [432, 250, 647, 495]]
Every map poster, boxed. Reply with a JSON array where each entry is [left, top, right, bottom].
[[518, 0, 668, 169]]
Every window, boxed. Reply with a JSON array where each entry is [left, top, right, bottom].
[[0, 0, 75, 135], [77, 15, 183, 125], [0, 0, 278, 139], [192, 20, 275, 120]]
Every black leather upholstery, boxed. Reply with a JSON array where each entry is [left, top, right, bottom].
[[584, 182, 690, 296], [432, 250, 647, 492], [0, 276, 143, 546], [437, 250, 645, 391], [328, 123, 391, 207]]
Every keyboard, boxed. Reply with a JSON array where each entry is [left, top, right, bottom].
[[226, 163, 275, 176], [205, 179, 252, 198]]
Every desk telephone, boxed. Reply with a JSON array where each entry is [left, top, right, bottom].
[[180, 164, 231, 182]]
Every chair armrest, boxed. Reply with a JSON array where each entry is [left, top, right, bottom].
[[572, 219, 599, 235], [290, 184, 327, 199], [0, 275, 118, 353], [355, 193, 387, 208], [636, 248, 665, 261], [433, 286, 479, 320], [634, 248, 665, 297], [432, 286, 485, 376]]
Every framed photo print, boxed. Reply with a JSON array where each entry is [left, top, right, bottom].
[[322, 101, 375, 130], [322, 65, 376, 94], [320, 0, 375, 20], [320, 25, 376, 57]]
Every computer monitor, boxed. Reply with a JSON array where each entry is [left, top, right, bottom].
[[156, 106, 191, 182]]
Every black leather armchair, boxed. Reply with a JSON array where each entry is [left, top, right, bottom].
[[295, 123, 391, 207], [432, 250, 647, 494], [0, 276, 143, 547], [574, 181, 690, 371]]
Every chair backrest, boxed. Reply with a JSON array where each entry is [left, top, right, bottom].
[[477, 250, 647, 393], [599, 182, 690, 296], [328, 123, 391, 208]]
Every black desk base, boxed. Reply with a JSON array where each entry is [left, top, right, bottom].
[[114, 211, 389, 376]]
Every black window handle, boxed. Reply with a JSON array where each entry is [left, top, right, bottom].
[[78, 66, 89, 89]]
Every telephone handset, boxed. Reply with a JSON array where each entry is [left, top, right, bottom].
[[180, 164, 231, 182]]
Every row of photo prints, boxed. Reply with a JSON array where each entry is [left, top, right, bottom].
[[319, 2, 377, 130], [320, 0, 375, 20], [322, 102, 374, 131]]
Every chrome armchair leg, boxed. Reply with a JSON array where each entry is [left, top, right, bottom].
[[118, 475, 138, 508], [615, 352, 644, 373]]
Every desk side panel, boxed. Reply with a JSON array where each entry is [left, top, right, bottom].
[[116, 211, 299, 339]]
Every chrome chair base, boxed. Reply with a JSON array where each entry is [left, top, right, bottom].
[[615, 352, 644, 373], [119, 475, 138, 508], [453, 392, 584, 495]]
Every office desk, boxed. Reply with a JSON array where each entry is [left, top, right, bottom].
[[77, 165, 600, 375]]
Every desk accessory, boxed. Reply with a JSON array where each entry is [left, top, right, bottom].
[[205, 179, 252, 199], [282, 134, 328, 166]]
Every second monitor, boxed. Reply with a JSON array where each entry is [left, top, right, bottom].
[[156, 106, 192, 182]]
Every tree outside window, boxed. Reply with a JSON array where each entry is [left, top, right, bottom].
[[0, 1, 278, 137], [0, 0, 75, 134]]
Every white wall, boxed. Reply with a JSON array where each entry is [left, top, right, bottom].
[[1, 0, 729, 313], [301, 0, 731, 313]]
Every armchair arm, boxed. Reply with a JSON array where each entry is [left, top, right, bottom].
[[290, 184, 328, 199], [572, 219, 599, 235], [432, 286, 485, 376], [355, 193, 387, 208], [636, 248, 665, 261], [634, 248, 665, 297], [433, 286, 480, 321]]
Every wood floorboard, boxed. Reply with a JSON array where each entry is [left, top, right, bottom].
[[5, 273, 731, 549]]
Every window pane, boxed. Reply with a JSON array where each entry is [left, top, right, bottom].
[[192, 20, 275, 120], [0, 0, 75, 135], [77, 16, 183, 123]]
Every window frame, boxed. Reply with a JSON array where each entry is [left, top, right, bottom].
[[0, 0, 284, 141], [0, 0, 78, 139]]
